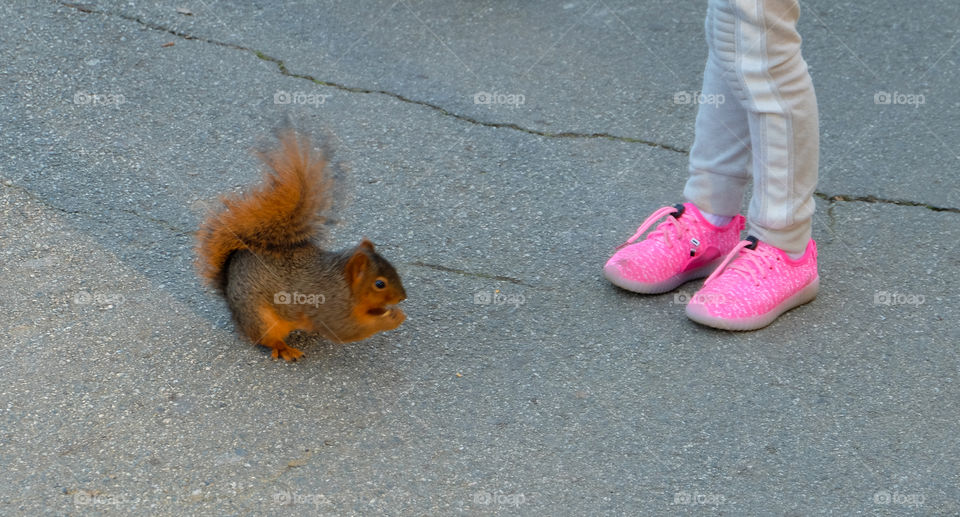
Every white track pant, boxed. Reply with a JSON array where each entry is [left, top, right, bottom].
[[683, 0, 818, 254]]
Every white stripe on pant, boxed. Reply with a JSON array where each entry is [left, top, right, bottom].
[[683, 0, 818, 254]]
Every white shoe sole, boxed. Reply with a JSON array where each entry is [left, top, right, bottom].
[[685, 276, 820, 331], [604, 258, 723, 294]]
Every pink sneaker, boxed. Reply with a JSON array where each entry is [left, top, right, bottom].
[[604, 203, 745, 293], [685, 236, 820, 330]]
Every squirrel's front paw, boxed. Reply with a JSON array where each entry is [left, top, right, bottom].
[[383, 308, 406, 330]]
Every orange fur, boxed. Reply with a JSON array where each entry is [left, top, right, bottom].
[[255, 304, 314, 361], [194, 130, 407, 361], [194, 131, 331, 291]]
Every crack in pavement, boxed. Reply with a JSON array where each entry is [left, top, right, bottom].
[[814, 192, 959, 214], [58, 2, 960, 215], [407, 261, 535, 287], [7, 177, 535, 288], [58, 1, 685, 153]]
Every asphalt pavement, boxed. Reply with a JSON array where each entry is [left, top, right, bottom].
[[1, 1, 958, 515]]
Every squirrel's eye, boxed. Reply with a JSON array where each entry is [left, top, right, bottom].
[[374, 279, 386, 290]]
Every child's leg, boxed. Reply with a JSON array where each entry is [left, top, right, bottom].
[[606, 18, 753, 295], [683, 2, 753, 220], [728, 0, 818, 254], [684, 0, 820, 330]]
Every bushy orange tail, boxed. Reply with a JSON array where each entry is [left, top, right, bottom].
[[195, 130, 331, 291]]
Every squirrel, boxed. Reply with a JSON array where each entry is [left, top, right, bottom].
[[195, 130, 407, 361]]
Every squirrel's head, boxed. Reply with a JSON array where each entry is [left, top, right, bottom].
[[345, 239, 407, 321]]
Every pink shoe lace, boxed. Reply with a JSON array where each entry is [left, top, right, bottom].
[[703, 236, 779, 287], [616, 204, 688, 251]]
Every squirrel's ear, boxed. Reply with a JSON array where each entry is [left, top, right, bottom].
[[359, 238, 375, 251], [345, 249, 370, 284]]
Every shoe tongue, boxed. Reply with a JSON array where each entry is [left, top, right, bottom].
[[641, 204, 687, 245], [727, 238, 777, 277], [649, 214, 682, 240]]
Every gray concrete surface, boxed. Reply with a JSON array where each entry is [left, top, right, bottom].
[[1, 1, 957, 515]]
